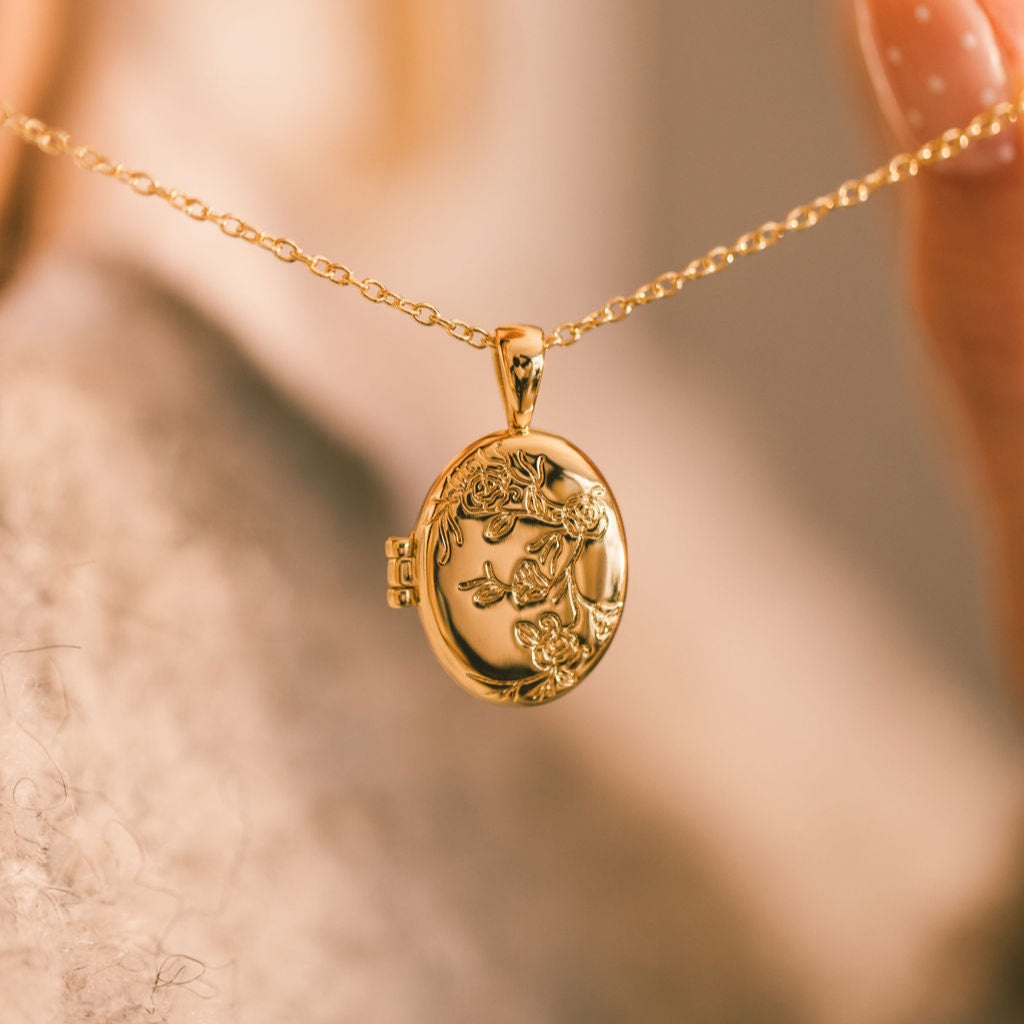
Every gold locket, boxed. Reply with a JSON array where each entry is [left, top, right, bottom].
[[386, 325, 628, 706]]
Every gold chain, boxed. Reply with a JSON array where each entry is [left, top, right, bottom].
[[2, 96, 1021, 350]]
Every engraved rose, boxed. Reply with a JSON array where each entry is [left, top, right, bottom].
[[460, 463, 513, 516], [558, 488, 608, 540], [513, 612, 592, 690], [509, 558, 551, 607]]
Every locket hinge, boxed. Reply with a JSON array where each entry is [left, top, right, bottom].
[[385, 535, 418, 608]]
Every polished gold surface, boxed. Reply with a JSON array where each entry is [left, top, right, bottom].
[[2, 95, 1020, 350], [493, 325, 545, 434], [388, 429, 627, 705]]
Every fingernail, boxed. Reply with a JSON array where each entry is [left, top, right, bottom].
[[856, 0, 1016, 175]]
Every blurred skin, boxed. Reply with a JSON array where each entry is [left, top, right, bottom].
[[914, 1, 1024, 683], [856, 0, 1024, 687], [3, 2, 1024, 1023]]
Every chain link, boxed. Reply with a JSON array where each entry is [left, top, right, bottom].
[[2, 96, 1021, 351], [548, 96, 1024, 347], [0, 105, 494, 350]]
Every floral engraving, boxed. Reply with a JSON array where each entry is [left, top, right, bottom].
[[432, 441, 623, 704], [513, 614, 593, 700], [429, 445, 545, 566]]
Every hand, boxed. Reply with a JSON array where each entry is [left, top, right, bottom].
[[857, 0, 1024, 689]]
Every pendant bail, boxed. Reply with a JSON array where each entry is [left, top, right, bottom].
[[493, 324, 546, 434]]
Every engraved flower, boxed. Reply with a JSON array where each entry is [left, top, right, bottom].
[[509, 558, 551, 607], [513, 612, 592, 690], [558, 487, 608, 540], [460, 462, 513, 517]]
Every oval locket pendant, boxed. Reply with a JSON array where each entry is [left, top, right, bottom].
[[386, 325, 627, 706]]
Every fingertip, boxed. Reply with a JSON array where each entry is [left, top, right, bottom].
[[857, 0, 1018, 175]]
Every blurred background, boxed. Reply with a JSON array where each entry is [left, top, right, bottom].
[[1, 1, 1023, 1022]]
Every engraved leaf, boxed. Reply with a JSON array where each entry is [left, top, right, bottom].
[[553, 667, 577, 691], [459, 560, 502, 599], [525, 532, 548, 555], [513, 621, 541, 648], [523, 487, 546, 519], [526, 529, 561, 570], [591, 600, 623, 643], [472, 582, 507, 608], [431, 508, 464, 567], [437, 526, 452, 567], [484, 511, 517, 541], [547, 534, 563, 569], [510, 449, 541, 484], [548, 572, 569, 604]]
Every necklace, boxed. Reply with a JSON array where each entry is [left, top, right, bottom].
[[2, 97, 1019, 706]]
